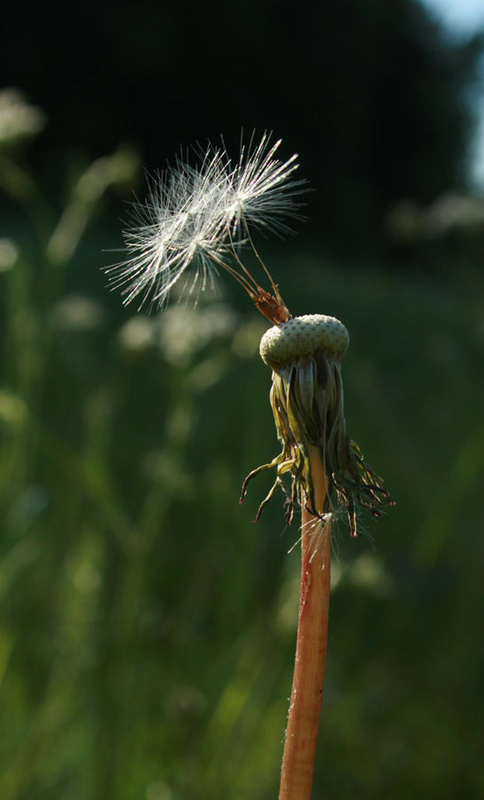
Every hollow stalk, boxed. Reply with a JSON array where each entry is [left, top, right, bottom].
[[279, 445, 331, 800]]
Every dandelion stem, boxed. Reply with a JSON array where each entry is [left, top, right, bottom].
[[278, 445, 331, 800]]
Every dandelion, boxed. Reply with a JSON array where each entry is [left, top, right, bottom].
[[106, 132, 394, 800]]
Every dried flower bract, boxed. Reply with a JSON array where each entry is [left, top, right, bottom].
[[240, 315, 394, 536]]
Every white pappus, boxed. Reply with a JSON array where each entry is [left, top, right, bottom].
[[105, 133, 307, 316]]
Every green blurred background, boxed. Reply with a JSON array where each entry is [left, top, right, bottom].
[[1, 1, 484, 798]]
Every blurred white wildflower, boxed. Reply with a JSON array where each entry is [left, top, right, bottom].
[[422, 191, 484, 237], [231, 317, 269, 358], [331, 553, 394, 597], [145, 779, 175, 800], [0, 89, 46, 147], [0, 238, 19, 271], [105, 133, 306, 319], [0, 389, 28, 429], [117, 315, 155, 355], [50, 294, 107, 331], [388, 191, 484, 242], [156, 303, 237, 365]]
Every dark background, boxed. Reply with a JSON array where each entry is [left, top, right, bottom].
[[2, 0, 483, 252]]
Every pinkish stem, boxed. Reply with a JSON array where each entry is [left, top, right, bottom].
[[279, 446, 331, 800]]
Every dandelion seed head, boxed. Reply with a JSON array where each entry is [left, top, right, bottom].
[[104, 132, 306, 311]]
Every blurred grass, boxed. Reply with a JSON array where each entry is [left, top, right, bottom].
[[1, 152, 484, 800]]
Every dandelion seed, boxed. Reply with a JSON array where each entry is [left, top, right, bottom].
[[223, 132, 304, 236], [104, 133, 306, 316]]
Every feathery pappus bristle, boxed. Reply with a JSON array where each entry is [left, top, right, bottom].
[[104, 132, 307, 313]]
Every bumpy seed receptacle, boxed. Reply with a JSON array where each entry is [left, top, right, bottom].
[[260, 314, 349, 367]]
